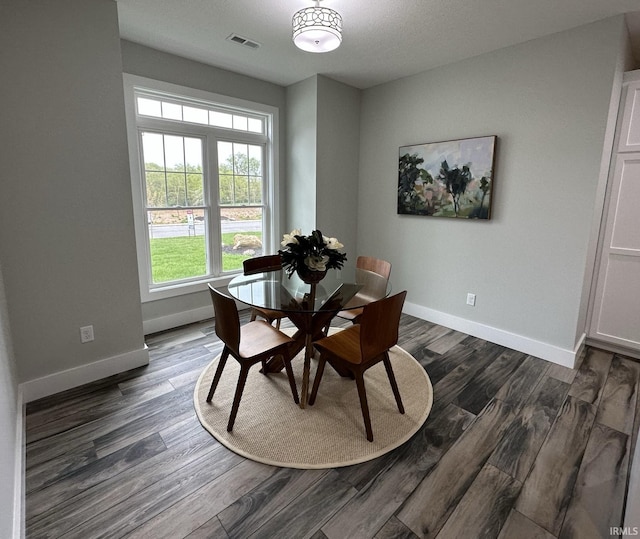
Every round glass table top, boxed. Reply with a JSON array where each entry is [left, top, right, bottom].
[[227, 265, 391, 314]]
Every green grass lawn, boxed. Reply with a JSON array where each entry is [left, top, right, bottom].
[[150, 232, 262, 282]]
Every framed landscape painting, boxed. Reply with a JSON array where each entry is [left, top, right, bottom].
[[398, 135, 497, 219]]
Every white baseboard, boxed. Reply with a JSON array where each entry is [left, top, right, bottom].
[[143, 306, 213, 335], [626, 429, 640, 530], [20, 346, 149, 403], [585, 337, 640, 360], [404, 301, 581, 368], [14, 386, 24, 539], [144, 301, 582, 368]]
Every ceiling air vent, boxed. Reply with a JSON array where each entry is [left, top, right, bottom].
[[227, 34, 261, 50]]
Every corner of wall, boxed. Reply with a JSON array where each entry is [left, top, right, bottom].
[[20, 346, 150, 403], [143, 305, 214, 335]]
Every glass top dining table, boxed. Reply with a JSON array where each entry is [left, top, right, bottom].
[[227, 265, 392, 406], [227, 265, 392, 315]]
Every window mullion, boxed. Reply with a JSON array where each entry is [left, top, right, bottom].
[[206, 135, 222, 276]]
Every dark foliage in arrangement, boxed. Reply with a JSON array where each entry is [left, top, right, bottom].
[[278, 229, 347, 277]]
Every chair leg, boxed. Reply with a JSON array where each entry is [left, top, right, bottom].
[[283, 355, 300, 404], [227, 364, 250, 432], [383, 354, 405, 414], [275, 318, 281, 330], [250, 309, 258, 322], [308, 355, 327, 406], [354, 372, 374, 442], [206, 348, 229, 402]]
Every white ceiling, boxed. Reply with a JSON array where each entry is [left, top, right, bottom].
[[116, 0, 640, 90]]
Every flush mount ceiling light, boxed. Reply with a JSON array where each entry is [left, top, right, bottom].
[[292, 0, 342, 53]]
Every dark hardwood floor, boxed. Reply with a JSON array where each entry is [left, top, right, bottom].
[[24, 312, 639, 538]]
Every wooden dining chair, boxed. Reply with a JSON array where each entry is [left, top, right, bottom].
[[243, 254, 288, 330], [309, 290, 407, 442], [323, 256, 392, 336], [357, 256, 392, 281], [207, 284, 299, 431]]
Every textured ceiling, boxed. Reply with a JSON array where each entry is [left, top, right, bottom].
[[116, 0, 640, 89]]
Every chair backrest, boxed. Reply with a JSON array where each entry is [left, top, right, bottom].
[[359, 291, 407, 362], [356, 256, 392, 280], [243, 254, 283, 275], [208, 284, 240, 354]]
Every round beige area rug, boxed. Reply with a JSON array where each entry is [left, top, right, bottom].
[[193, 329, 433, 469]]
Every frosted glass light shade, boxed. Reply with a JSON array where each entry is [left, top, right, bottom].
[[292, 5, 342, 53]]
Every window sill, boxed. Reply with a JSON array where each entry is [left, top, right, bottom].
[[141, 273, 239, 303]]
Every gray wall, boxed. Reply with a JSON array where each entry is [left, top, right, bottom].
[[0, 0, 145, 383], [316, 76, 361, 260], [286, 76, 318, 233], [121, 40, 287, 111], [121, 40, 289, 326], [285, 74, 361, 255], [357, 16, 626, 353], [0, 1, 628, 381]]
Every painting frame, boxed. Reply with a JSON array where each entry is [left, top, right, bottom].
[[398, 135, 497, 219]]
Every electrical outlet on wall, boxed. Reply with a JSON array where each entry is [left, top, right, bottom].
[[466, 293, 476, 306], [80, 325, 94, 343]]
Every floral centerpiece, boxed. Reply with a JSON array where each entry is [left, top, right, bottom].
[[278, 229, 347, 282]]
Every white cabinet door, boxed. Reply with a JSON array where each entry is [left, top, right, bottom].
[[618, 80, 640, 152], [589, 153, 640, 350]]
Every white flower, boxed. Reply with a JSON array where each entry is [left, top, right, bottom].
[[304, 255, 329, 271], [323, 236, 344, 250], [281, 228, 301, 247]]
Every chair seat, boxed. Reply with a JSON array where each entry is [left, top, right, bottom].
[[314, 325, 363, 365], [336, 307, 363, 322], [239, 320, 293, 358], [253, 307, 286, 320]]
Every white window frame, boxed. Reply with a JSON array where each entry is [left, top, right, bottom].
[[123, 74, 280, 302]]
